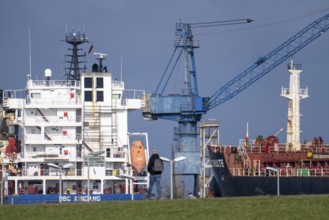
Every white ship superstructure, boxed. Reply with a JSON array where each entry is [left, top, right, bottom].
[[0, 31, 149, 202]]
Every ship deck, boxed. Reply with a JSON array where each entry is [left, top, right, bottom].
[[216, 142, 329, 177]]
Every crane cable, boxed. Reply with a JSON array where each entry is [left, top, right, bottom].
[[154, 36, 184, 95], [160, 48, 183, 95]]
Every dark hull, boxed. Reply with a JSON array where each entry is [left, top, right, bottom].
[[208, 146, 329, 197]]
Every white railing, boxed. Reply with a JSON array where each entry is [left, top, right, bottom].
[[12, 168, 125, 177], [112, 80, 124, 89], [234, 143, 329, 154], [24, 134, 77, 143], [26, 98, 82, 106], [230, 167, 329, 177], [23, 116, 82, 124], [122, 89, 145, 100], [27, 80, 80, 88], [20, 152, 75, 160]]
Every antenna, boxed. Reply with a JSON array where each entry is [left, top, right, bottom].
[[120, 56, 123, 81], [93, 52, 107, 59], [244, 122, 249, 147], [64, 28, 88, 80], [93, 52, 108, 72], [246, 122, 249, 138], [28, 28, 32, 80]]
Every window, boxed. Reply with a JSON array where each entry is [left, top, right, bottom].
[[112, 94, 120, 99], [31, 93, 41, 98], [96, 77, 103, 88], [96, 91, 103, 102], [84, 77, 92, 88], [93, 182, 99, 189], [84, 91, 92, 102], [28, 180, 42, 185], [106, 148, 111, 158]]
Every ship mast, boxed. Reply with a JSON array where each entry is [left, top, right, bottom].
[[65, 29, 88, 81], [281, 60, 308, 151]]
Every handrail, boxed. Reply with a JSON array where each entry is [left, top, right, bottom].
[[224, 143, 329, 154], [230, 167, 329, 177]]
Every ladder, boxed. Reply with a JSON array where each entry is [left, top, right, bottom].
[[237, 146, 251, 169]]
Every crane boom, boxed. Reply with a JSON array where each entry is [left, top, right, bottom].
[[208, 13, 329, 110]]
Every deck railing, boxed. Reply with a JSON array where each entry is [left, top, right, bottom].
[[230, 167, 329, 177], [12, 168, 125, 177], [228, 142, 329, 154]]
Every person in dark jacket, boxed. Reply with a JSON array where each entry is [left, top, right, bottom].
[[147, 149, 163, 199]]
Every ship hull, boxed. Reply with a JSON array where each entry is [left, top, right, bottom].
[[208, 146, 329, 197]]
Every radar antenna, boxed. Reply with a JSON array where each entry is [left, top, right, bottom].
[[64, 28, 89, 81], [92, 53, 108, 73]]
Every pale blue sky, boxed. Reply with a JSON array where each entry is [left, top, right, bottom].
[[1, 0, 329, 191]]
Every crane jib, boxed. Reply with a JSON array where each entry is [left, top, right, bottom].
[[208, 13, 329, 110]]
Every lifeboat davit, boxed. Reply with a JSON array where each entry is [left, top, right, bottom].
[[130, 140, 146, 174]]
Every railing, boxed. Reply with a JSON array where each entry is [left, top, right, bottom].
[[23, 116, 82, 124], [281, 87, 308, 97], [112, 80, 124, 88], [26, 98, 82, 106], [24, 134, 78, 143], [17, 152, 76, 160], [230, 167, 329, 177], [11, 168, 125, 177], [234, 142, 329, 154], [27, 79, 80, 88], [2, 89, 26, 99], [105, 169, 123, 176], [122, 89, 145, 100], [5, 147, 126, 160], [106, 147, 126, 159], [174, 39, 199, 48], [201, 119, 219, 127]]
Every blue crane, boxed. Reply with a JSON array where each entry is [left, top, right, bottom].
[[142, 13, 329, 196]]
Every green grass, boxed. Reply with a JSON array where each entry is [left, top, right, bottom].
[[1, 195, 329, 220]]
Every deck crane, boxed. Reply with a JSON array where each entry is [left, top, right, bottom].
[[142, 13, 329, 196]]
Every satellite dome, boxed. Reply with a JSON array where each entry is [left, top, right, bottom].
[[44, 68, 52, 78]]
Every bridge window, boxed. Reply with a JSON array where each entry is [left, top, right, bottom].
[[84, 91, 92, 102], [84, 77, 92, 88], [96, 77, 103, 88], [96, 91, 103, 102]]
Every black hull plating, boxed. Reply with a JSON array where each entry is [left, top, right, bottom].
[[208, 146, 329, 197]]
